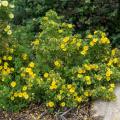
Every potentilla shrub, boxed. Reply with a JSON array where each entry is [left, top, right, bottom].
[[31, 10, 120, 110], [0, 10, 120, 112]]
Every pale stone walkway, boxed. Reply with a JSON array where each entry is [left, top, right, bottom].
[[92, 86, 120, 120]]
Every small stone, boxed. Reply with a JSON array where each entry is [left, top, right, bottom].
[[92, 86, 120, 120]]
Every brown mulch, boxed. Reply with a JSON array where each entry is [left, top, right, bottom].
[[0, 102, 98, 120]]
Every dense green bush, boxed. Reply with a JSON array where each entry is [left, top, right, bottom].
[[1, 9, 120, 112], [11, 0, 120, 46]]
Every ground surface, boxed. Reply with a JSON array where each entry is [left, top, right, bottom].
[[0, 102, 95, 120]]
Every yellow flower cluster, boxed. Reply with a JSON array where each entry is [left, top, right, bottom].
[[99, 37, 110, 44], [50, 80, 57, 90], [60, 37, 69, 51], [108, 83, 115, 92], [31, 39, 40, 46], [0, 56, 14, 76], [11, 91, 29, 101], [90, 38, 98, 46], [83, 64, 99, 71], [84, 76, 91, 85], [4, 25, 12, 35], [54, 60, 61, 68], [81, 45, 89, 56], [22, 53, 28, 60], [21, 62, 36, 79], [106, 68, 112, 81]]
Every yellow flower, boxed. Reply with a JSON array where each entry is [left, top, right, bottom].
[[84, 91, 89, 97], [93, 38, 98, 43], [71, 38, 76, 44], [110, 83, 115, 88], [60, 102, 65, 107], [22, 86, 27, 91], [10, 96, 14, 101], [10, 67, 14, 72], [50, 81, 57, 90], [10, 81, 16, 88], [7, 56, 12, 61], [63, 37, 69, 43], [57, 95, 62, 100], [62, 48, 67, 51], [69, 87, 75, 93], [1, 1, 8, 7], [7, 30, 12, 35], [76, 96, 82, 102], [90, 41, 95, 46], [113, 58, 118, 63], [22, 53, 27, 60], [22, 92, 29, 99], [81, 50, 87, 56], [94, 30, 99, 34], [83, 46, 89, 51], [67, 24, 73, 28], [9, 13, 14, 19], [108, 88, 114, 92], [3, 56, 7, 60], [78, 69, 86, 74], [76, 42, 81, 47], [54, 60, 61, 67], [86, 80, 91, 85], [106, 69, 112, 77], [100, 37, 110, 44], [9, 4, 15, 8], [14, 92, 18, 97], [67, 84, 72, 89], [4, 25, 10, 32], [84, 76, 91, 81], [21, 73, 26, 77], [87, 34, 93, 39], [84, 64, 91, 70], [95, 75, 102, 81], [32, 39, 40, 46], [28, 62, 35, 68], [111, 49, 116, 56], [60, 44, 65, 49], [47, 101, 55, 107], [25, 67, 32, 73], [106, 77, 110, 81], [18, 92, 23, 98], [77, 74, 83, 78], [107, 59, 113, 66], [58, 29, 63, 33], [44, 72, 49, 78]]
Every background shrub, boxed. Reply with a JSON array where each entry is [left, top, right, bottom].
[[11, 0, 120, 46]]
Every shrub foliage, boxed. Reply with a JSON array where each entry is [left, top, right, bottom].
[[0, 7, 120, 112]]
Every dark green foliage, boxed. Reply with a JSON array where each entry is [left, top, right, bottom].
[[11, 0, 120, 46]]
